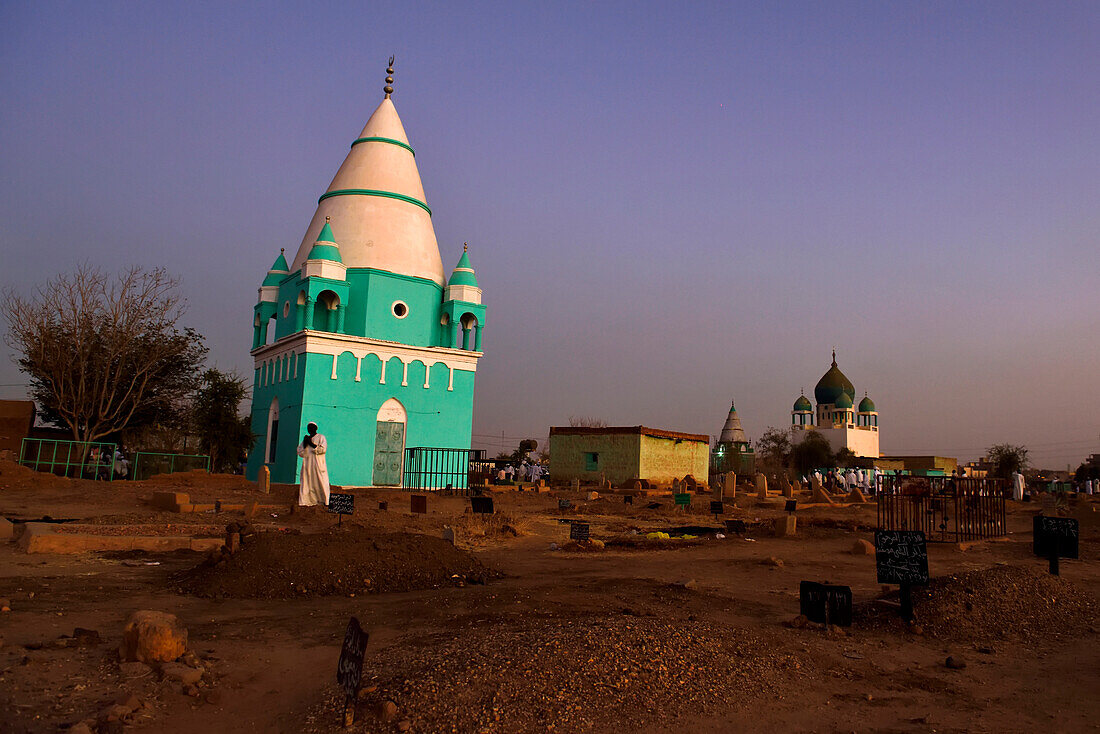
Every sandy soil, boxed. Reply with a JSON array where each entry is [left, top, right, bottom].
[[1, 467, 1098, 733]]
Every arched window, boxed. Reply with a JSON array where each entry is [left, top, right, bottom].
[[266, 398, 280, 463], [460, 312, 480, 351], [314, 290, 340, 332]]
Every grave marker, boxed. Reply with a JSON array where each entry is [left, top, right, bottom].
[[799, 581, 853, 629], [874, 529, 929, 622], [558, 499, 573, 511], [471, 496, 495, 514], [569, 521, 590, 542], [335, 617, 369, 727], [674, 493, 692, 508], [327, 492, 354, 526], [378, 501, 388, 511], [624, 495, 633, 505], [410, 495, 428, 515], [1033, 516, 1079, 575], [785, 499, 797, 515], [710, 500, 724, 518]]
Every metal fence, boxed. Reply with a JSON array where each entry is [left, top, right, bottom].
[[130, 452, 211, 481], [402, 447, 486, 492], [877, 475, 1007, 542], [19, 438, 117, 481]]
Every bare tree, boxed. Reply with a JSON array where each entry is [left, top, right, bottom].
[[3, 265, 208, 444], [568, 415, 608, 428]]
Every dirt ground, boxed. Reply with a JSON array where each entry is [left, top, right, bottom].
[[1, 466, 1098, 733]]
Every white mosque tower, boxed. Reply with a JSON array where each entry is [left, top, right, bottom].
[[790, 351, 880, 458]]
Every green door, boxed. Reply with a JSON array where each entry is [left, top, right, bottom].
[[373, 421, 405, 486]]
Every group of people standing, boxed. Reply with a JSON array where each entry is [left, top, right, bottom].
[[807, 468, 881, 495], [495, 461, 543, 484]]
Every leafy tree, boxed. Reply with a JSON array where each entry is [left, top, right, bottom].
[[986, 443, 1029, 479], [789, 431, 834, 477], [192, 369, 254, 473], [755, 427, 791, 475], [834, 447, 858, 468], [569, 415, 608, 428], [1074, 463, 1099, 483], [2, 266, 207, 444]]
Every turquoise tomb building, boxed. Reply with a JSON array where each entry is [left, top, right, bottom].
[[246, 64, 486, 487]]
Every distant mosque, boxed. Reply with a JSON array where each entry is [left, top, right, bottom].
[[790, 351, 879, 458], [712, 401, 755, 475]]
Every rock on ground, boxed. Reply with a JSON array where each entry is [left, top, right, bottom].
[[119, 610, 188, 663]]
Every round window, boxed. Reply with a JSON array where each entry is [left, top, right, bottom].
[[282, 302, 290, 318], [392, 301, 408, 319]]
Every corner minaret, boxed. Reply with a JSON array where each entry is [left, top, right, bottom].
[[246, 60, 486, 488], [442, 243, 487, 351]]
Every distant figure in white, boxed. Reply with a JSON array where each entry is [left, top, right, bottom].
[[1011, 470, 1025, 502], [297, 422, 331, 506]]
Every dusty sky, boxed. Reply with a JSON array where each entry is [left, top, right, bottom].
[[1, 2, 1098, 468]]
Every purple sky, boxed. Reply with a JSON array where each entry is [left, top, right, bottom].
[[1, 2, 1098, 468]]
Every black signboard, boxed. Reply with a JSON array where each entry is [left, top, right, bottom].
[[569, 522, 590, 542], [799, 581, 853, 628], [558, 499, 573, 511], [875, 530, 928, 622], [378, 501, 388, 511], [710, 501, 724, 517], [327, 493, 353, 527], [785, 500, 797, 514], [471, 496, 495, 514], [336, 617, 369, 726], [328, 493, 354, 515], [874, 530, 929, 586], [411, 495, 428, 514], [624, 495, 633, 505], [1034, 516, 1079, 575]]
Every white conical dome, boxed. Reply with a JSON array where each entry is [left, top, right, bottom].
[[718, 402, 747, 444], [290, 96, 445, 286]]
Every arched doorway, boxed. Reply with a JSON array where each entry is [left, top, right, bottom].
[[373, 398, 406, 486]]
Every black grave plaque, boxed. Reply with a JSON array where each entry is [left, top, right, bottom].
[[336, 616, 369, 700], [874, 530, 929, 586], [799, 581, 853, 627], [558, 499, 574, 511], [328, 492, 354, 515], [710, 501, 724, 516], [471, 496, 495, 514], [410, 495, 428, 514], [1033, 516, 1079, 560], [569, 522, 590, 542]]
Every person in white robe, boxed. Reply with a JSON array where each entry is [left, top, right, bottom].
[[1011, 470, 1025, 502], [297, 422, 331, 506]]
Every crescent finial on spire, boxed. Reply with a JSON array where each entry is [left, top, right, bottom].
[[384, 55, 395, 98]]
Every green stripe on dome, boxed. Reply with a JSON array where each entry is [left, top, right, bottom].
[[350, 136, 415, 156], [318, 189, 432, 216]]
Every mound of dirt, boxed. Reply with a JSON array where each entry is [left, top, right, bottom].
[[862, 565, 1098, 641], [0, 458, 68, 490], [305, 614, 805, 733], [178, 528, 496, 599]]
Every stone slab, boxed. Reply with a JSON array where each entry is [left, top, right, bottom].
[[19, 522, 222, 555]]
